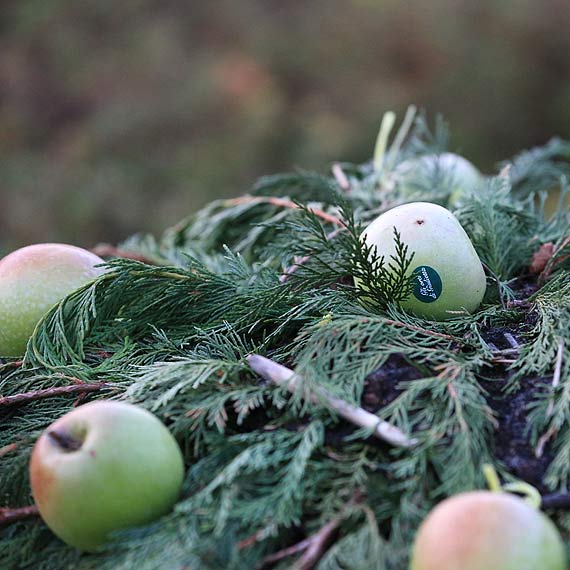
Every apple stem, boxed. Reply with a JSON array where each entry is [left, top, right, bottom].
[[373, 111, 396, 172], [483, 464, 542, 509], [247, 354, 416, 448], [47, 429, 83, 452], [482, 464, 502, 493], [502, 482, 542, 510]]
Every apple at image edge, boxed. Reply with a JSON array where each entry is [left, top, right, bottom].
[[0, 243, 106, 357], [30, 401, 185, 552]]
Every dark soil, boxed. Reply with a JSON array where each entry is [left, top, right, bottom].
[[362, 354, 423, 411], [482, 373, 552, 491], [360, 319, 555, 491]]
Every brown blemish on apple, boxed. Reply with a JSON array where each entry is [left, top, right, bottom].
[[29, 442, 57, 508]]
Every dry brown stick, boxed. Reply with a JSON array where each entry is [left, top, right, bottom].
[[237, 529, 269, 550], [489, 358, 517, 365], [0, 360, 24, 373], [331, 163, 351, 192], [382, 319, 459, 343], [227, 196, 345, 227], [293, 518, 342, 570], [542, 492, 570, 510], [260, 537, 314, 566], [260, 517, 342, 570], [0, 505, 39, 526], [0, 443, 19, 458], [0, 382, 112, 408], [247, 355, 416, 447], [280, 228, 344, 283], [91, 244, 157, 265]]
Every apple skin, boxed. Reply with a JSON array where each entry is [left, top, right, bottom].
[[0, 243, 106, 357], [410, 491, 566, 570], [358, 202, 486, 320], [30, 401, 185, 552], [541, 187, 570, 219], [396, 153, 483, 207]]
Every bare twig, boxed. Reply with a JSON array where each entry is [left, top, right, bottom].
[[503, 333, 519, 349], [293, 518, 341, 570], [0, 505, 39, 526], [0, 443, 18, 458], [260, 537, 315, 566], [331, 163, 351, 192], [0, 360, 24, 372], [280, 228, 343, 283], [238, 530, 267, 550], [91, 244, 158, 265], [0, 382, 113, 408], [536, 339, 565, 458], [226, 196, 345, 227], [247, 355, 416, 447], [259, 517, 341, 570], [489, 358, 517, 365], [542, 492, 570, 510], [382, 319, 459, 343]]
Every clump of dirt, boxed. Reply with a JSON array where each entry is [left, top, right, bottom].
[[361, 323, 554, 491], [482, 373, 552, 491], [362, 354, 423, 412]]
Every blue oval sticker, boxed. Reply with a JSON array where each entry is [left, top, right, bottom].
[[412, 266, 442, 303]]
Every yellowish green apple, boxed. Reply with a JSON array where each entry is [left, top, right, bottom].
[[396, 153, 483, 207], [541, 187, 570, 219], [359, 202, 486, 320], [0, 243, 105, 356], [410, 491, 566, 570], [30, 401, 185, 552]]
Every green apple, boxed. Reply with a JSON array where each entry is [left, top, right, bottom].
[[0, 243, 106, 356], [410, 491, 566, 570], [30, 401, 185, 552], [396, 153, 483, 207], [541, 187, 570, 219], [359, 202, 486, 320]]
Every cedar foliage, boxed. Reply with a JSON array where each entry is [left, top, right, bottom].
[[1, 113, 570, 570]]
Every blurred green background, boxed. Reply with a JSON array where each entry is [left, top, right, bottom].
[[1, 0, 570, 251]]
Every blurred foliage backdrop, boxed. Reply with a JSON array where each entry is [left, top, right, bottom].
[[1, 0, 570, 251]]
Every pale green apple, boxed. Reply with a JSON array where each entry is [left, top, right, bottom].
[[30, 401, 185, 552], [396, 152, 483, 207], [410, 491, 566, 570], [359, 202, 486, 320], [0, 243, 106, 356], [541, 187, 570, 219]]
